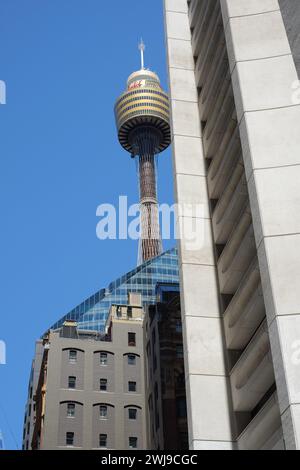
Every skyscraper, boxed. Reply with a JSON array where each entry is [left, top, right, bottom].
[[164, 0, 300, 450], [114, 42, 171, 263]]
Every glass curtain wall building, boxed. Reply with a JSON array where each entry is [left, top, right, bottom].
[[50, 247, 178, 332]]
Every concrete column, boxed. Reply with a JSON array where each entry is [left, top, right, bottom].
[[221, 0, 300, 449], [163, 0, 235, 450]]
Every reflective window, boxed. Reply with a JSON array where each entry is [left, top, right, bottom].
[[69, 350, 77, 363], [128, 354, 136, 365], [99, 434, 107, 448], [128, 408, 137, 420], [100, 352, 108, 365], [67, 403, 75, 417], [100, 379, 107, 391], [128, 381, 136, 392], [66, 432, 74, 446], [100, 405, 107, 419], [129, 437, 137, 449], [68, 376, 76, 389]]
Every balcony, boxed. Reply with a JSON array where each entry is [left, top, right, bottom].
[[191, 1, 215, 58], [188, 0, 205, 29], [237, 393, 282, 450], [217, 205, 256, 294], [194, 6, 223, 87], [223, 259, 266, 350], [207, 124, 240, 199], [212, 164, 248, 244], [202, 78, 234, 159], [230, 320, 274, 412]]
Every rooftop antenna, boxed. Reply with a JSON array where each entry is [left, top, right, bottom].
[[138, 38, 145, 69]]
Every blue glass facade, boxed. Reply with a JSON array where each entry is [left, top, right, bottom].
[[50, 247, 178, 332]]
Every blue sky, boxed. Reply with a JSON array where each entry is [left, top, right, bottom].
[[0, 0, 175, 449]]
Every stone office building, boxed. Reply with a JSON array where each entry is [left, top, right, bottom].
[[164, 0, 300, 450], [25, 294, 147, 450]]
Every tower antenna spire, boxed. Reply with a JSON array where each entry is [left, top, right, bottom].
[[138, 38, 145, 69]]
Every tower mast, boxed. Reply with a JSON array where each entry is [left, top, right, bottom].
[[139, 39, 145, 69]]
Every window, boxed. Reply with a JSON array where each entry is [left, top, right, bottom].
[[129, 437, 137, 449], [69, 350, 77, 363], [175, 320, 182, 333], [100, 352, 108, 365], [128, 381, 136, 392], [100, 405, 108, 419], [68, 376, 76, 389], [116, 306, 121, 317], [128, 354, 136, 365], [128, 408, 137, 420], [128, 332, 136, 347], [66, 432, 74, 446], [99, 434, 107, 448], [176, 344, 183, 359], [67, 403, 75, 418], [127, 306, 132, 318], [100, 378, 107, 391], [176, 397, 187, 418]]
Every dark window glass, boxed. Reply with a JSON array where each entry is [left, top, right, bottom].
[[128, 332, 136, 346], [176, 344, 183, 358], [69, 350, 77, 363], [129, 437, 137, 449], [128, 381, 136, 392], [68, 376, 76, 389], [100, 379, 107, 391], [100, 352, 108, 365], [100, 405, 107, 419], [128, 408, 137, 420], [176, 397, 187, 418], [99, 434, 107, 448], [67, 403, 75, 417], [66, 432, 74, 446], [128, 354, 136, 365]]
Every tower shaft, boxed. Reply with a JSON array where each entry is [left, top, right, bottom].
[[131, 127, 162, 262]]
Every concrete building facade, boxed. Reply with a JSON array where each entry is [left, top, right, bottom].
[[164, 0, 300, 450], [24, 294, 147, 450]]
